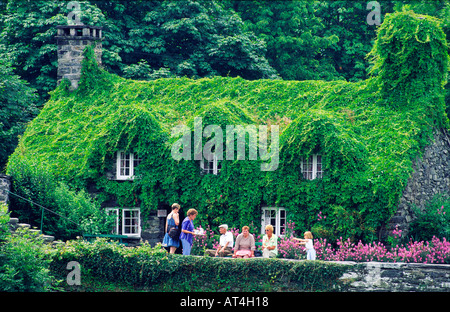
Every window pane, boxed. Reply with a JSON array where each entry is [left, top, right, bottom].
[[120, 152, 131, 176], [301, 156, 314, 180], [208, 160, 214, 171], [133, 154, 141, 171], [202, 159, 220, 175], [316, 155, 323, 179], [216, 160, 221, 174], [279, 209, 286, 235], [123, 209, 139, 234]]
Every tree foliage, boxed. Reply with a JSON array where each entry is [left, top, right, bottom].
[[0, 0, 277, 104], [225, 0, 340, 81], [0, 59, 38, 171]]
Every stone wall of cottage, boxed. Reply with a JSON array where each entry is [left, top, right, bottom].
[[0, 174, 11, 206], [388, 129, 450, 237]]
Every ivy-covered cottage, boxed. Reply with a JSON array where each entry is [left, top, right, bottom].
[[7, 12, 450, 245]]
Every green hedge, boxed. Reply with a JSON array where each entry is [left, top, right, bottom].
[[50, 239, 350, 292]]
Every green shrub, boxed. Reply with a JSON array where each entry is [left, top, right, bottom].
[[0, 206, 55, 292], [7, 156, 114, 240], [0, 203, 10, 243], [409, 194, 450, 241]]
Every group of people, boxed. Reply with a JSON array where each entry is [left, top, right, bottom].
[[162, 203, 199, 256], [162, 203, 316, 260]]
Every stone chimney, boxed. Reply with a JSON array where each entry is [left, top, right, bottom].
[[55, 25, 103, 90]]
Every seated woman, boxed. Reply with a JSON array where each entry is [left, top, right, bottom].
[[262, 224, 278, 258], [232, 226, 256, 258]]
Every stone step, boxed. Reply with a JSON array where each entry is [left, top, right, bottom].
[[52, 240, 65, 247], [7, 218, 55, 244], [29, 229, 41, 235], [17, 223, 31, 229], [41, 235, 55, 243], [8, 217, 19, 225]]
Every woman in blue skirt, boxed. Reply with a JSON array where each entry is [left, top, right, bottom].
[[162, 203, 180, 254]]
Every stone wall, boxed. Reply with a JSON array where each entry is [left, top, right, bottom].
[[338, 261, 450, 292], [0, 174, 11, 206], [389, 129, 450, 237], [141, 213, 166, 246]]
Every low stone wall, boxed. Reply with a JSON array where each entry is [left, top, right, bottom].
[[337, 261, 450, 292]]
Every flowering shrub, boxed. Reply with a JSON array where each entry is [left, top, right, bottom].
[[277, 221, 305, 259], [278, 236, 305, 259], [191, 225, 217, 256]]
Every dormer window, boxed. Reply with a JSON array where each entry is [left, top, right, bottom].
[[116, 151, 141, 180], [300, 155, 323, 180], [200, 156, 221, 175]]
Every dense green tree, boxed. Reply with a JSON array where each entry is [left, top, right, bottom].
[[314, 1, 379, 82], [0, 1, 105, 104], [0, 59, 38, 171], [226, 0, 341, 81], [0, 0, 277, 105], [101, 0, 278, 80]]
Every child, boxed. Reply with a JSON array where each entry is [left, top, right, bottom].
[[293, 231, 316, 260]]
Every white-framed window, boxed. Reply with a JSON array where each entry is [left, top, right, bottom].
[[116, 150, 141, 180], [200, 156, 221, 175], [105, 208, 120, 235], [261, 207, 286, 236], [123, 208, 141, 237], [104, 208, 141, 237], [300, 154, 323, 180]]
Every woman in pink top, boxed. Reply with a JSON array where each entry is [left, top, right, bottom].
[[232, 226, 256, 258]]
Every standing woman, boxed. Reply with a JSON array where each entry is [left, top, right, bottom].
[[162, 203, 180, 254], [180, 208, 198, 255]]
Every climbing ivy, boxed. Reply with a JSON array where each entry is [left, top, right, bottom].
[[7, 12, 450, 242]]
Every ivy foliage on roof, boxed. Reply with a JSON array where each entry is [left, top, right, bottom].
[[7, 11, 450, 241]]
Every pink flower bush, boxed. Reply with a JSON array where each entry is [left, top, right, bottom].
[[191, 221, 450, 263], [276, 221, 450, 263], [312, 236, 450, 264], [278, 236, 305, 259]]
